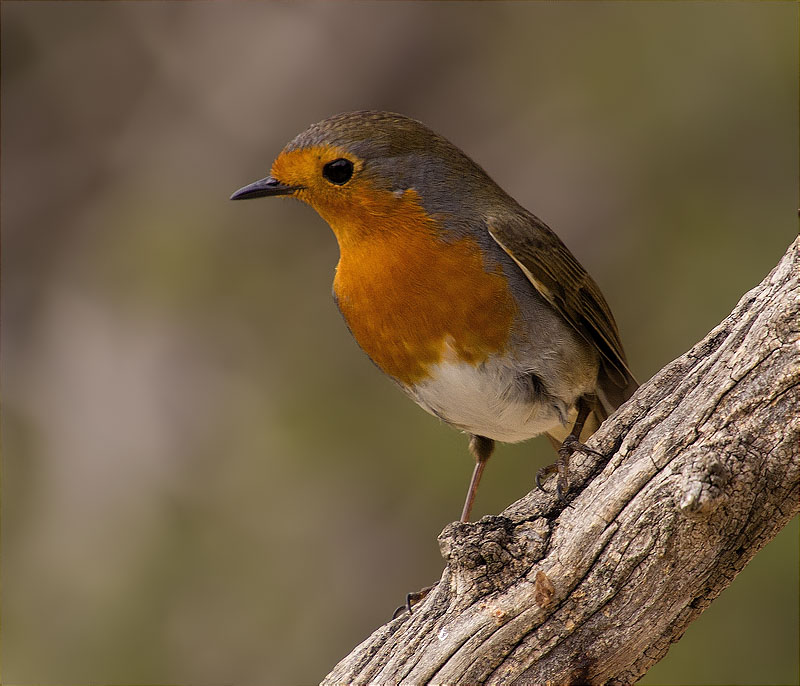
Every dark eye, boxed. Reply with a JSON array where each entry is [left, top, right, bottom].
[[322, 158, 354, 185]]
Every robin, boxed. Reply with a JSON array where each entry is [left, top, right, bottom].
[[231, 111, 637, 522]]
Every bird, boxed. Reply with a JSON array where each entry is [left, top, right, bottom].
[[231, 110, 637, 522]]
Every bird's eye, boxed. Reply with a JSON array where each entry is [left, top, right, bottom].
[[322, 158, 354, 185]]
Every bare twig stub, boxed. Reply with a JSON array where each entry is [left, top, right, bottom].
[[322, 239, 800, 686]]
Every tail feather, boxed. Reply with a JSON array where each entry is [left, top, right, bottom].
[[596, 363, 639, 421]]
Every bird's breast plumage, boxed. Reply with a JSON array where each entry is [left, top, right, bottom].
[[330, 190, 518, 388]]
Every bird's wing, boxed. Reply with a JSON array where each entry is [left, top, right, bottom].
[[487, 211, 637, 406]]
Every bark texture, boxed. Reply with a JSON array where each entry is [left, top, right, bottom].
[[323, 239, 800, 686]]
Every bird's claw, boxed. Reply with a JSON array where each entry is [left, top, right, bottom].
[[558, 434, 603, 460], [537, 434, 603, 504], [392, 583, 436, 619]]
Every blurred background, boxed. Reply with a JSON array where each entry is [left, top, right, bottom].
[[2, 2, 797, 684]]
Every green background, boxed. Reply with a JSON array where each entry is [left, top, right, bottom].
[[2, 2, 797, 684]]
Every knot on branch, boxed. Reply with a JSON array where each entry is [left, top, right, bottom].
[[438, 515, 550, 605], [679, 451, 731, 518]]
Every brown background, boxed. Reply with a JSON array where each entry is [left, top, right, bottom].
[[2, 2, 797, 684]]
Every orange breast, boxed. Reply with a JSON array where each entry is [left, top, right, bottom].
[[330, 190, 517, 386]]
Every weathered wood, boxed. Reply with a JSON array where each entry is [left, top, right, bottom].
[[323, 238, 800, 686]]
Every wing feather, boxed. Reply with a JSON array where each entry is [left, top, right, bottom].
[[487, 211, 637, 408]]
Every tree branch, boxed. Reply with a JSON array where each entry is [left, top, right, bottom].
[[323, 238, 800, 686]]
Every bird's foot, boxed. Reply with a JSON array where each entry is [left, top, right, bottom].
[[392, 583, 437, 619], [536, 435, 603, 504]]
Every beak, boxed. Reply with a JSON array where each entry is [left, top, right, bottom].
[[230, 176, 299, 200]]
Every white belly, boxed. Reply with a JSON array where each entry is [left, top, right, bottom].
[[406, 357, 569, 443]]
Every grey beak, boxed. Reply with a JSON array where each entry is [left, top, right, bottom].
[[230, 176, 299, 200]]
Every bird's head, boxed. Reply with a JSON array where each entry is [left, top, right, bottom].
[[231, 111, 505, 245]]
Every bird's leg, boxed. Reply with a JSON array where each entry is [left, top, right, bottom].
[[461, 435, 495, 522], [392, 435, 494, 618], [392, 436, 494, 619], [536, 396, 602, 503]]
